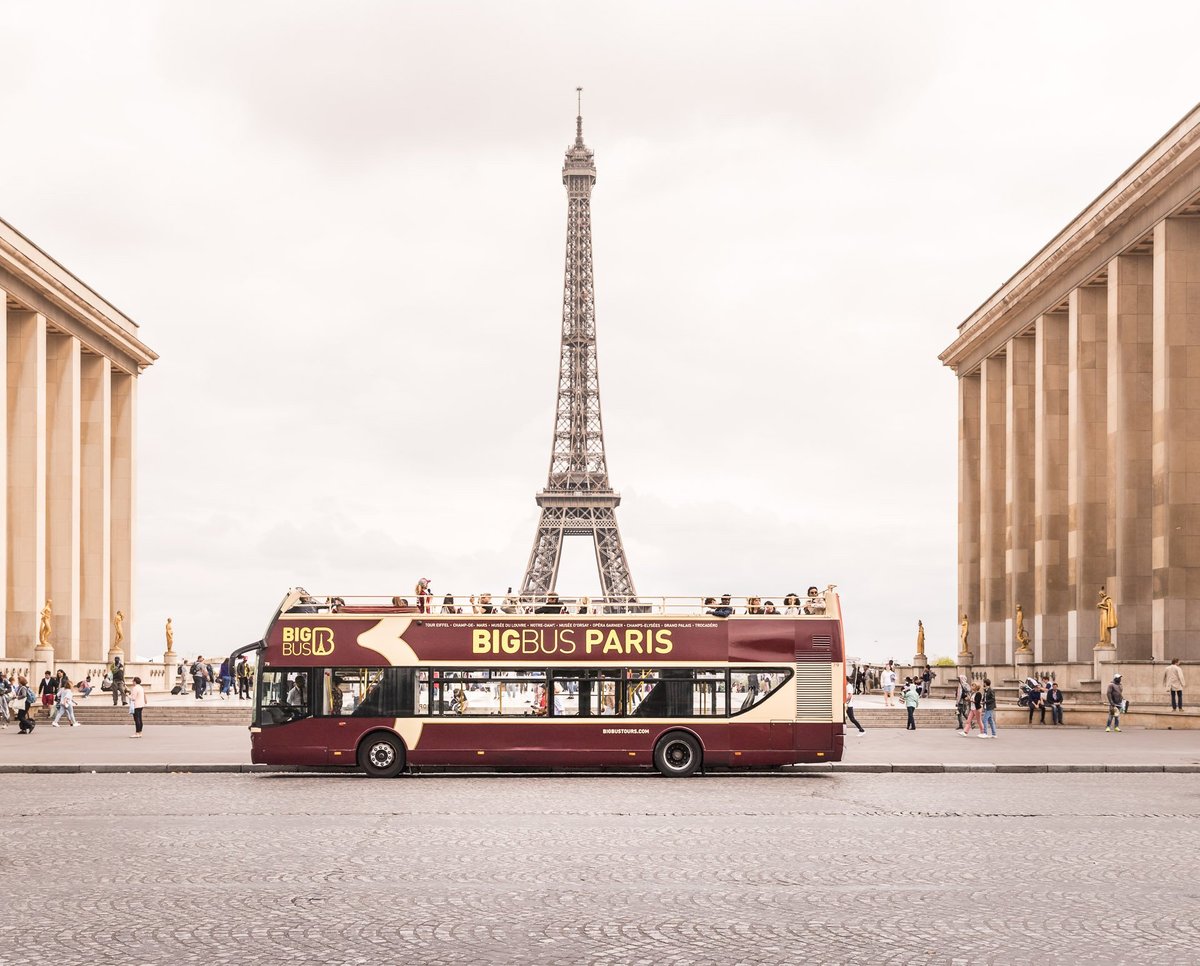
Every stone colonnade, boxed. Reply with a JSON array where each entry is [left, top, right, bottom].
[[957, 216, 1200, 664], [0, 247, 153, 667]]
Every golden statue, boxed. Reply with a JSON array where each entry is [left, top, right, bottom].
[[113, 610, 125, 650], [959, 613, 970, 653], [38, 599, 52, 648], [165, 617, 174, 651], [1015, 604, 1031, 651], [1097, 587, 1118, 646], [915, 620, 925, 656]]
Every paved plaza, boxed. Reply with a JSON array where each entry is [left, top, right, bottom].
[[1, 771, 1196, 965]]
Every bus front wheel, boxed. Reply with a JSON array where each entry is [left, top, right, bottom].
[[654, 733, 701, 777], [358, 733, 405, 778]]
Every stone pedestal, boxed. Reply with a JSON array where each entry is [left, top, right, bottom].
[[1015, 649, 1035, 668], [912, 653, 928, 668], [163, 651, 178, 691], [957, 650, 975, 667], [1093, 645, 1116, 680], [30, 647, 53, 685]]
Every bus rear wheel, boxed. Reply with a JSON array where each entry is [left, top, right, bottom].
[[358, 734, 405, 778], [654, 733, 701, 777]]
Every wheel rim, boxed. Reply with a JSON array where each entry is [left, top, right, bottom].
[[664, 740, 692, 771], [368, 741, 396, 769]]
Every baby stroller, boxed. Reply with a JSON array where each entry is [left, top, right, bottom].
[[1017, 677, 1039, 707]]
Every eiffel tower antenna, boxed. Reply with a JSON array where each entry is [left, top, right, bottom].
[[519, 94, 636, 600]]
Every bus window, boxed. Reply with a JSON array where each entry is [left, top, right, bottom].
[[553, 670, 622, 716], [431, 668, 547, 716], [257, 669, 311, 726], [731, 669, 793, 714], [693, 670, 726, 716]]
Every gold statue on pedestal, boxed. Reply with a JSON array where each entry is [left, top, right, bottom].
[[165, 617, 174, 651], [38, 599, 52, 648], [113, 610, 125, 650], [916, 620, 925, 656], [1015, 604, 1031, 651], [1097, 587, 1118, 647], [959, 613, 970, 653]]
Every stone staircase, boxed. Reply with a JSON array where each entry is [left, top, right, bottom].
[[853, 708, 960, 728], [38, 704, 252, 726]]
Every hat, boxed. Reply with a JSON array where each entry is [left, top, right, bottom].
[[1113, 674, 1122, 682]]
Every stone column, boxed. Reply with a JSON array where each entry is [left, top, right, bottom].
[[1067, 286, 1108, 661], [1005, 335, 1035, 663], [1152, 216, 1200, 661], [46, 332, 81, 661], [110, 370, 135, 657], [1106, 252, 1153, 660], [957, 371, 981, 664], [1034, 312, 1069, 661], [6, 310, 46, 661], [80, 353, 111, 662], [979, 353, 1007, 664], [0, 292, 6, 658]]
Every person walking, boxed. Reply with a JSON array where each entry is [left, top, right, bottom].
[[845, 686, 865, 735], [1164, 659, 1186, 711], [955, 674, 970, 731], [38, 670, 58, 711], [219, 658, 232, 699], [128, 677, 147, 737], [902, 679, 919, 730], [110, 656, 127, 706], [191, 656, 207, 699], [236, 657, 252, 699], [1106, 674, 1124, 732], [14, 676, 37, 734], [980, 678, 997, 738], [961, 682, 983, 736], [0, 674, 12, 728], [50, 683, 80, 727]]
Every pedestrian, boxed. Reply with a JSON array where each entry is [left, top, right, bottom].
[[14, 676, 37, 734], [845, 686, 865, 735], [128, 676, 146, 737], [1045, 680, 1064, 725], [920, 667, 932, 698], [236, 656, 250, 699], [191, 656, 207, 699], [50, 683, 79, 727], [961, 682, 983, 736], [981, 678, 997, 738], [955, 674, 970, 730], [0, 674, 12, 728], [902, 679, 919, 730], [39, 670, 57, 709], [1106, 674, 1124, 733], [110, 656, 127, 706], [881, 662, 897, 707], [1164, 658, 1186, 711], [219, 658, 232, 699]]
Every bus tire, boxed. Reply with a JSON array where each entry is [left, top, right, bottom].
[[654, 732, 701, 777], [358, 733, 405, 778]]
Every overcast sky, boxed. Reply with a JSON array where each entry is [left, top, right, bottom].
[[4, 0, 1200, 662]]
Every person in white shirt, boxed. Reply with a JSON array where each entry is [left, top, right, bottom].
[[51, 683, 79, 727], [881, 663, 898, 707], [128, 677, 147, 737]]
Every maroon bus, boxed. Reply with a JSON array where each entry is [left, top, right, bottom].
[[239, 589, 847, 777]]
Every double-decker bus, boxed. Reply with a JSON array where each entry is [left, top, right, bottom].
[[235, 588, 846, 778]]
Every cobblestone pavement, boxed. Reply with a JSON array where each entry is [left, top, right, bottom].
[[1, 774, 1196, 965]]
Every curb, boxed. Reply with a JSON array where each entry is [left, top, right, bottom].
[[0, 762, 1195, 775]]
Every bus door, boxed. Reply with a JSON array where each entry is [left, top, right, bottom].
[[253, 668, 327, 766]]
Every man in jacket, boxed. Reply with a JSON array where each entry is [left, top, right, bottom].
[[902, 680, 919, 730], [1164, 659, 1186, 711], [1106, 674, 1124, 732], [1045, 680, 1064, 725], [109, 656, 127, 706]]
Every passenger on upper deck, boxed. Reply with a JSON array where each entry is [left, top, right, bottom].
[[803, 586, 826, 615], [535, 593, 565, 615], [414, 577, 433, 614], [287, 590, 322, 614], [762, 601, 779, 615], [782, 593, 801, 616], [471, 593, 500, 615], [441, 594, 459, 614], [746, 596, 763, 615], [577, 596, 592, 615], [708, 595, 733, 618]]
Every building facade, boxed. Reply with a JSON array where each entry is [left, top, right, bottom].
[[941, 103, 1200, 667], [1, 217, 155, 669]]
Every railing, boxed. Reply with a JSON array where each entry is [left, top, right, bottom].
[[279, 585, 841, 621]]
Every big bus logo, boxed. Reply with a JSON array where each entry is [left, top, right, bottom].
[[281, 626, 335, 657]]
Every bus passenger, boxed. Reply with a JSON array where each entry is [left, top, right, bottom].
[[711, 595, 733, 618], [414, 577, 432, 613], [441, 594, 459, 614], [471, 593, 500, 614], [746, 596, 763, 615], [783, 593, 802, 616], [577, 596, 592, 615], [535, 593, 565, 615], [762, 601, 780, 615], [803, 586, 826, 615]]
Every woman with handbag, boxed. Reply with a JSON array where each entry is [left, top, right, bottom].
[[14, 676, 37, 734]]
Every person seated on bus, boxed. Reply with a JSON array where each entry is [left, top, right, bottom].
[[746, 596, 764, 615], [532, 684, 549, 716], [287, 591, 321, 614], [803, 587, 826, 615], [441, 594, 459, 614], [762, 601, 780, 615], [328, 676, 344, 715], [710, 595, 733, 618], [390, 596, 411, 607], [535, 593, 565, 615], [451, 686, 468, 715], [471, 593, 500, 615], [783, 593, 802, 616], [577, 596, 592, 615]]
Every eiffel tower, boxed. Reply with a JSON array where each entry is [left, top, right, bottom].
[[520, 91, 636, 601]]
